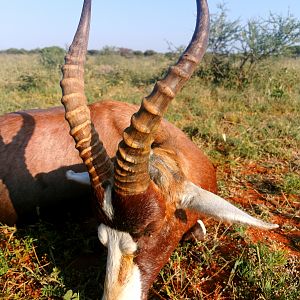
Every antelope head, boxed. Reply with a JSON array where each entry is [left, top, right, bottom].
[[60, 0, 278, 299]]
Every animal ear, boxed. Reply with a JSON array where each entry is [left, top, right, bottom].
[[180, 182, 279, 230], [66, 170, 91, 185]]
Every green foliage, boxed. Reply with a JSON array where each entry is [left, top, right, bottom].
[[95, 46, 151, 58], [133, 50, 143, 56], [40, 46, 65, 69], [18, 73, 44, 92], [240, 12, 300, 60], [235, 244, 299, 299], [209, 3, 241, 55], [0, 225, 66, 298], [283, 173, 300, 195], [144, 49, 157, 56], [0, 249, 9, 276], [0, 48, 40, 55], [0, 48, 27, 54], [87, 49, 101, 55], [40, 267, 65, 297], [0, 44, 299, 299], [99, 45, 119, 55], [288, 45, 300, 57], [199, 4, 300, 87], [199, 3, 241, 86], [63, 290, 80, 300], [237, 12, 300, 83], [0, 221, 106, 299], [164, 40, 185, 60]]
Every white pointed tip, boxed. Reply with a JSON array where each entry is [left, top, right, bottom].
[[240, 216, 279, 230], [258, 222, 279, 230], [181, 182, 280, 231]]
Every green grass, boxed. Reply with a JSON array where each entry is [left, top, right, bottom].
[[0, 51, 299, 299], [0, 222, 106, 299], [152, 226, 300, 300], [234, 243, 299, 300]]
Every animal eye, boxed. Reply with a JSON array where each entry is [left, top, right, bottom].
[[143, 222, 157, 237], [98, 224, 108, 247]]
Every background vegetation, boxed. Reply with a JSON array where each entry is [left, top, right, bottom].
[[1, 6, 300, 299]]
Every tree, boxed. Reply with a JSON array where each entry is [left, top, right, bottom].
[[238, 12, 300, 79], [208, 3, 240, 55], [199, 3, 300, 87], [205, 3, 241, 85]]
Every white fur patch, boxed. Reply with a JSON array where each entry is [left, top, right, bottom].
[[102, 184, 114, 221], [98, 224, 142, 300], [98, 224, 108, 246], [66, 170, 90, 185], [66, 170, 114, 220], [197, 219, 207, 236]]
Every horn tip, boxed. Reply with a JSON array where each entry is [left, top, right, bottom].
[[265, 223, 279, 230], [252, 221, 279, 230]]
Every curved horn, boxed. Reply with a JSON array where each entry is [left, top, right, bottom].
[[181, 182, 279, 230], [60, 0, 113, 194], [114, 0, 210, 195]]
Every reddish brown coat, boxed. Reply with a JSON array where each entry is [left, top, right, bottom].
[[0, 100, 216, 225]]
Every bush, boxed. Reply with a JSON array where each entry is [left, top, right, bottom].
[[88, 49, 101, 56], [119, 47, 134, 58], [18, 73, 43, 92], [99, 46, 119, 55], [40, 46, 65, 69], [199, 4, 300, 88], [144, 49, 157, 56], [2, 48, 27, 54], [133, 50, 143, 56]]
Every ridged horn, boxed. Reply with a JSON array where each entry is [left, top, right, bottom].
[[60, 0, 113, 194], [114, 0, 210, 195]]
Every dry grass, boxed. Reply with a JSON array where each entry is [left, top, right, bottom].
[[0, 51, 299, 299]]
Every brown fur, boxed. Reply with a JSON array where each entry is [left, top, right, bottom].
[[110, 140, 216, 296], [118, 254, 135, 285], [1, 99, 217, 299], [0, 100, 216, 225]]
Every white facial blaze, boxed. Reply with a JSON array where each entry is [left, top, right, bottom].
[[98, 224, 142, 300]]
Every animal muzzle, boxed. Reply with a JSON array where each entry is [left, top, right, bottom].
[[98, 224, 143, 300]]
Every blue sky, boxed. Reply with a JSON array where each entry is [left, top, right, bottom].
[[1, 0, 299, 52]]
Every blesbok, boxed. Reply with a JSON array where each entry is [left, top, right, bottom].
[[60, 0, 278, 299], [0, 0, 278, 298]]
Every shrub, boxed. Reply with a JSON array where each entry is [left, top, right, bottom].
[[133, 50, 143, 56], [40, 46, 65, 69], [198, 4, 300, 88], [88, 49, 101, 56], [144, 49, 157, 56], [18, 73, 43, 92]]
